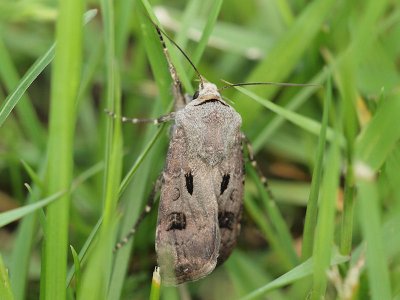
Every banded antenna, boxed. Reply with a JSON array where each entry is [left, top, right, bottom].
[[148, 17, 205, 89]]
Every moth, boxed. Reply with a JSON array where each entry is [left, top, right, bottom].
[[155, 78, 244, 285], [110, 17, 308, 286], [108, 20, 246, 285]]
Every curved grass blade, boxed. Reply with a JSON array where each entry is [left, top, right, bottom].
[[0, 9, 97, 129], [69, 246, 82, 294], [240, 253, 349, 300], [232, 84, 345, 145], [0, 190, 65, 228]]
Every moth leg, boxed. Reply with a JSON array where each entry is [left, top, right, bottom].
[[152, 23, 186, 110], [105, 109, 175, 125], [114, 175, 162, 252], [241, 133, 274, 200]]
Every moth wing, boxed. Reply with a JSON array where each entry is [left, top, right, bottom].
[[156, 126, 220, 285], [214, 131, 244, 264]]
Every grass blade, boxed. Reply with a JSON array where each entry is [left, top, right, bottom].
[[78, 0, 122, 297], [356, 163, 392, 299], [69, 246, 81, 295], [41, 0, 84, 298], [355, 94, 400, 170], [302, 77, 331, 259], [233, 85, 344, 145], [149, 267, 161, 300], [247, 166, 298, 268], [0, 190, 64, 228], [0, 10, 96, 129], [311, 109, 341, 299], [240, 254, 348, 300], [234, 0, 336, 124], [0, 255, 14, 300]]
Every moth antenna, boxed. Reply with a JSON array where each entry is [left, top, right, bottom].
[[147, 17, 204, 89], [219, 79, 322, 91]]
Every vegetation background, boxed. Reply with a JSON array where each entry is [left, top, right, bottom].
[[0, 0, 399, 299]]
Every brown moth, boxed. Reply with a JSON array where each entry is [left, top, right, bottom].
[[109, 22, 245, 285], [155, 79, 244, 285]]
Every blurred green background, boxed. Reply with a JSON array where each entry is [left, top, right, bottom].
[[0, 0, 399, 299]]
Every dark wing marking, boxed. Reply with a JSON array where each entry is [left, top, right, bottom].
[[220, 174, 230, 195], [155, 126, 220, 285], [184, 172, 194, 195]]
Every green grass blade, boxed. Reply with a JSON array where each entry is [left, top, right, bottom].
[[115, 0, 135, 59], [69, 246, 81, 295], [233, 85, 344, 145], [251, 7, 398, 153], [311, 115, 341, 299], [149, 267, 161, 300], [174, 0, 203, 48], [190, 0, 223, 69], [20, 160, 44, 191], [234, 0, 336, 124], [240, 253, 348, 300], [140, 0, 192, 92], [0, 255, 14, 300], [226, 251, 284, 299], [0, 41, 54, 129], [66, 217, 102, 287], [356, 164, 392, 300], [0, 190, 64, 227], [355, 94, 400, 170], [0, 9, 96, 129], [41, 0, 84, 299], [119, 123, 167, 196], [337, 56, 357, 256], [252, 76, 324, 152], [0, 37, 45, 146], [247, 166, 298, 267], [10, 183, 42, 300], [302, 77, 331, 260], [78, 0, 122, 297]]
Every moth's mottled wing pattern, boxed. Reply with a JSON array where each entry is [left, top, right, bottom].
[[156, 126, 220, 285], [111, 19, 248, 286], [156, 84, 244, 285]]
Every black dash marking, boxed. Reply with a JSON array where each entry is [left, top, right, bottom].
[[218, 211, 235, 230], [192, 90, 199, 99], [167, 212, 187, 231], [220, 174, 230, 195], [185, 172, 193, 195]]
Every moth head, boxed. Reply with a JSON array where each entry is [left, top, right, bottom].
[[192, 80, 225, 104]]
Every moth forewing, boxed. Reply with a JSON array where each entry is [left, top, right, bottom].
[[155, 81, 244, 285]]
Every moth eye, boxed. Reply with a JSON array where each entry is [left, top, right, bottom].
[[218, 211, 235, 230], [192, 90, 199, 99], [185, 172, 194, 195], [220, 174, 230, 195], [166, 212, 187, 231]]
